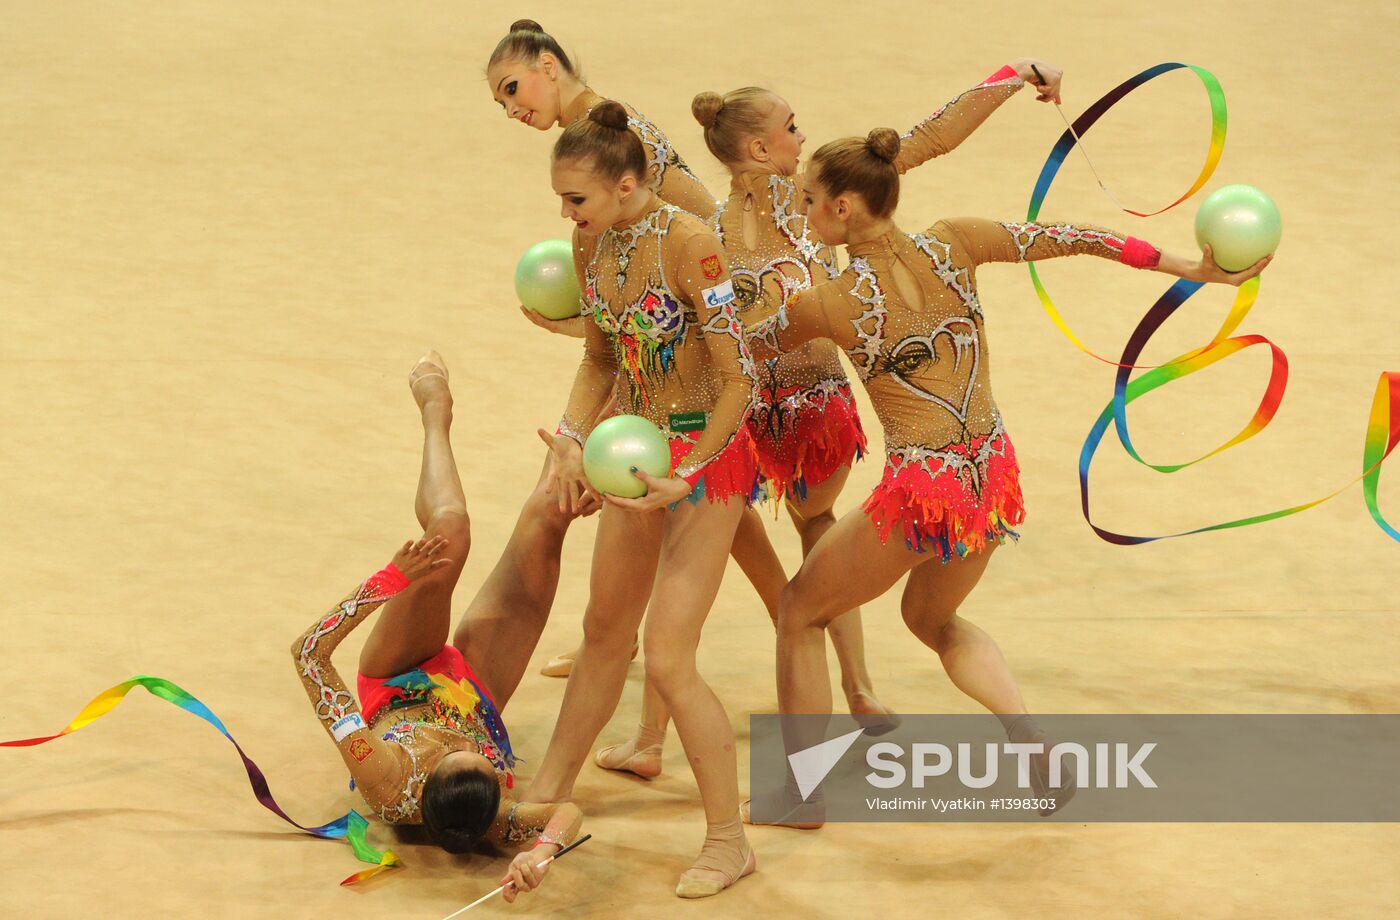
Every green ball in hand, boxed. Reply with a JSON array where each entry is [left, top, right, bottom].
[[515, 239, 582, 320], [583, 415, 672, 498], [1194, 184, 1282, 272]]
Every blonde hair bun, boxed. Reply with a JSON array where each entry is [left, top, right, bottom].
[[691, 92, 724, 130]]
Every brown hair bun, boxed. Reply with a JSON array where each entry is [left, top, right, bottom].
[[554, 98, 648, 183], [809, 133, 902, 218], [691, 92, 724, 130], [588, 99, 631, 131], [866, 127, 900, 164], [488, 21, 580, 80]]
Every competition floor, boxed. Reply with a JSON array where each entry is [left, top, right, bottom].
[[3, 2, 1397, 917]]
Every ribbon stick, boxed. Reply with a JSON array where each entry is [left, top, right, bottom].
[[440, 834, 593, 919], [1028, 62, 1229, 367], [1026, 62, 1399, 544], [1, 675, 401, 886]]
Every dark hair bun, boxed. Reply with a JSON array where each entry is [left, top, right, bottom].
[[589, 99, 631, 132], [691, 92, 724, 130], [509, 18, 545, 33], [866, 127, 900, 164]]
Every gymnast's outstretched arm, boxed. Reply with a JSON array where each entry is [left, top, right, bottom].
[[289, 538, 451, 796], [894, 59, 1054, 174], [491, 799, 585, 902], [935, 216, 1272, 284]]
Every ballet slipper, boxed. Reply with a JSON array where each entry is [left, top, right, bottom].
[[675, 816, 756, 899], [539, 648, 577, 678], [409, 351, 449, 388], [739, 795, 824, 830], [594, 721, 665, 779], [847, 690, 901, 737], [540, 637, 640, 678], [1028, 749, 1076, 816], [1005, 715, 1076, 816], [741, 774, 824, 829]]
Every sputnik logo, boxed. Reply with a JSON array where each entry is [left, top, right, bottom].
[[787, 728, 865, 800]]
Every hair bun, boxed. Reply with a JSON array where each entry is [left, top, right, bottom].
[[589, 99, 631, 131], [691, 92, 724, 130], [509, 18, 545, 33], [866, 127, 900, 164]]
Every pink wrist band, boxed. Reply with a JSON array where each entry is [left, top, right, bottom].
[[1119, 236, 1161, 269], [986, 64, 1019, 84], [367, 563, 411, 595]]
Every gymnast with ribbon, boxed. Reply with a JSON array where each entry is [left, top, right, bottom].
[[291, 351, 582, 901], [586, 57, 1068, 781], [740, 127, 1270, 825]]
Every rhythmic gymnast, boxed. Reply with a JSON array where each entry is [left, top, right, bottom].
[[291, 353, 580, 902], [482, 18, 787, 686], [742, 129, 1270, 823], [592, 59, 1064, 776], [524, 102, 759, 898], [492, 16, 901, 784]]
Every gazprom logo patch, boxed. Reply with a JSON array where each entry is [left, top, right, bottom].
[[702, 280, 736, 309], [331, 712, 366, 742]]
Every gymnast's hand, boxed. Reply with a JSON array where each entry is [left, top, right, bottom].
[[1012, 58, 1063, 104], [604, 469, 691, 512], [520, 305, 587, 339], [389, 535, 453, 581], [1175, 245, 1273, 286], [500, 843, 556, 903], [537, 428, 601, 515]]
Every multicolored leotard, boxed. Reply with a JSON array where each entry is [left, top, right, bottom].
[[559, 204, 759, 499], [749, 217, 1160, 560], [712, 64, 1028, 499], [292, 566, 577, 845]]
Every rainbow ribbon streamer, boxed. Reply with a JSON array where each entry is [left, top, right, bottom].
[[1, 675, 401, 886], [1026, 62, 1398, 543]]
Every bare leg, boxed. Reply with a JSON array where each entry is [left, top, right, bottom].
[[899, 547, 1069, 812], [545, 502, 781, 674], [359, 353, 472, 678], [898, 546, 1022, 714], [639, 498, 756, 897], [743, 507, 920, 828], [450, 452, 581, 710], [777, 508, 917, 717], [524, 503, 665, 803], [729, 506, 785, 617], [594, 506, 783, 777], [786, 463, 894, 723]]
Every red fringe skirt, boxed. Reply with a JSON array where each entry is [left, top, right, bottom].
[[750, 382, 867, 501], [862, 426, 1026, 562], [669, 426, 760, 504]]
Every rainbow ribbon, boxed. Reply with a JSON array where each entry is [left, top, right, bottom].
[[1026, 62, 1399, 543], [1, 675, 401, 886]]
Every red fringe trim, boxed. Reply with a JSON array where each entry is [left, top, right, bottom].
[[751, 395, 867, 500], [861, 431, 1026, 561], [670, 427, 760, 504]]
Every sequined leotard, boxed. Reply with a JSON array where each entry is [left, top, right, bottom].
[[561, 88, 719, 220], [293, 565, 580, 846], [559, 204, 759, 497], [749, 218, 1160, 559], [556, 89, 722, 428], [714, 65, 1028, 499]]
